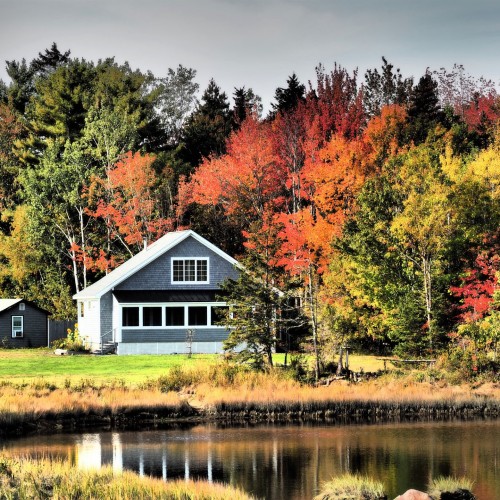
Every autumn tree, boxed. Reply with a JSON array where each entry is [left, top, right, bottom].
[[88, 151, 173, 265]]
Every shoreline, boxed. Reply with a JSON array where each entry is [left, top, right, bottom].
[[2, 398, 499, 439]]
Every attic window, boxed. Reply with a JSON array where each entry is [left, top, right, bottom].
[[172, 258, 209, 283], [19, 303, 25, 311]]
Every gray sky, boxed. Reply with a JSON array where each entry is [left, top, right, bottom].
[[1, 0, 500, 110]]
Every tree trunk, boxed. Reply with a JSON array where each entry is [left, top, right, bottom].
[[422, 254, 433, 353], [309, 265, 320, 381]]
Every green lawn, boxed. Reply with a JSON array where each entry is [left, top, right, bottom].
[[0, 349, 218, 386], [0, 349, 389, 387]]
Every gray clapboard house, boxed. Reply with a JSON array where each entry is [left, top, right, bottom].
[[0, 299, 50, 348], [73, 230, 239, 354]]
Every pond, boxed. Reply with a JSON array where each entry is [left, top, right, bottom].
[[2, 419, 499, 499]]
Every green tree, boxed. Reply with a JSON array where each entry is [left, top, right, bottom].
[[363, 57, 413, 117], [30, 42, 71, 76], [180, 78, 231, 168], [221, 225, 297, 370], [270, 73, 306, 117], [407, 72, 443, 144], [157, 65, 199, 145]]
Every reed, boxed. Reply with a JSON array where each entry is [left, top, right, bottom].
[[314, 473, 386, 500], [0, 456, 254, 499]]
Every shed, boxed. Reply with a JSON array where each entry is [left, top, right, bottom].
[[0, 299, 51, 348]]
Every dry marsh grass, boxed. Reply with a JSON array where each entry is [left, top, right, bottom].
[[191, 369, 500, 408], [314, 473, 386, 500], [0, 456, 254, 499], [0, 359, 498, 435]]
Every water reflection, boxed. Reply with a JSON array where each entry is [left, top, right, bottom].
[[2, 420, 499, 499]]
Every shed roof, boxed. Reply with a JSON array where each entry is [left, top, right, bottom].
[[73, 230, 239, 300], [0, 299, 51, 315], [0, 299, 22, 313]]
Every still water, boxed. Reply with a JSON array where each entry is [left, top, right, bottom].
[[2, 420, 499, 499]]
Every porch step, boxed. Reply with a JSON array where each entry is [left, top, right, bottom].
[[92, 341, 117, 355]]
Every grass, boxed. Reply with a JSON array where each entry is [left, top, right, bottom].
[[428, 476, 475, 499], [0, 349, 498, 436], [0, 456, 254, 499], [314, 473, 386, 499], [0, 349, 391, 387], [0, 348, 218, 386]]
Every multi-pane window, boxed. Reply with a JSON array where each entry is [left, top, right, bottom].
[[172, 259, 208, 283], [12, 316, 23, 338]]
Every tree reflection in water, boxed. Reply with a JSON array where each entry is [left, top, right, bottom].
[[2, 420, 499, 500]]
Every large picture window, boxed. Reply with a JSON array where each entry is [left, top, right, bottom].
[[122, 307, 139, 327], [143, 307, 162, 326], [165, 306, 184, 326], [172, 258, 209, 283], [188, 306, 207, 326], [12, 316, 23, 338]]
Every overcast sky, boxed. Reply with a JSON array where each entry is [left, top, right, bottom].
[[1, 0, 500, 110]]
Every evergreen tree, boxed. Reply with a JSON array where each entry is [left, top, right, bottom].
[[30, 42, 71, 75], [363, 57, 413, 117], [232, 86, 262, 127], [270, 73, 306, 117], [180, 79, 231, 168], [408, 72, 443, 143]]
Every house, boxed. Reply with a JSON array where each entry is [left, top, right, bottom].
[[0, 299, 51, 348], [73, 230, 240, 355]]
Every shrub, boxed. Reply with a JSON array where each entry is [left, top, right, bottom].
[[51, 325, 88, 352]]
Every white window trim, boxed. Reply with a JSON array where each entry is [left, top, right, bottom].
[[171, 257, 210, 284], [12, 315, 24, 338], [120, 302, 227, 329]]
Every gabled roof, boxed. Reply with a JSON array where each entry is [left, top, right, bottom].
[[0, 299, 22, 313], [73, 230, 239, 300], [0, 299, 51, 315]]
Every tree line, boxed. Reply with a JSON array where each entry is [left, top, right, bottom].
[[0, 45, 498, 370]]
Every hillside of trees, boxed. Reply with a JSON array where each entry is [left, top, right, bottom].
[[0, 45, 498, 366]]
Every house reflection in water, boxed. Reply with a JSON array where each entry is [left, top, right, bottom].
[[74, 432, 218, 482]]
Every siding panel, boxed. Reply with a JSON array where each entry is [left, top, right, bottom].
[[115, 236, 239, 292], [121, 328, 229, 343], [0, 304, 48, 348]]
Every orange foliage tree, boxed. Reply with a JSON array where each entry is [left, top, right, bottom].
[[86, 151, 173, 271]]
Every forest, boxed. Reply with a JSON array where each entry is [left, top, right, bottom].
[[0, 44, 498, 368]]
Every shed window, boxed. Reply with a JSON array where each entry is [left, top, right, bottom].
[[143, 307, 162, 326], [122, 307, 139, 327], [172, 258, 209, 283], [165, 306, 184, 326], [188, 306, 207, 326], [12, 316, 23, 338]]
